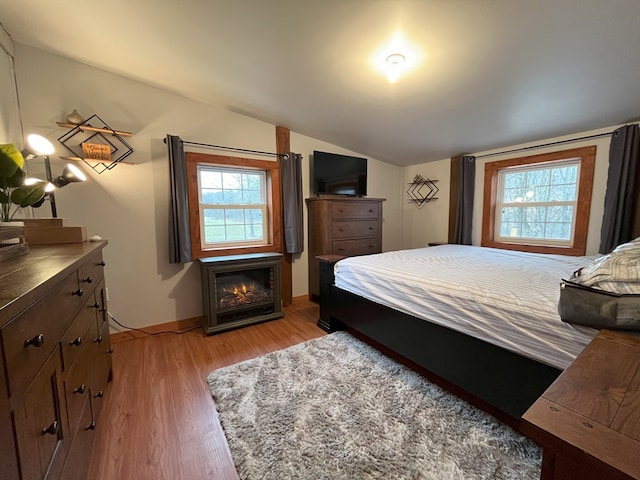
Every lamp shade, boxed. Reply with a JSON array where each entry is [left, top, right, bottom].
[[51, 163, 87, 187], [25, 134, 54, 156]]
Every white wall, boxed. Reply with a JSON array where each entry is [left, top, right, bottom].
[[12, 42, 402, 329], [402, 128, 616, 255]]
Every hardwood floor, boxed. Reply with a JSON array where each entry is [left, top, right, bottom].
[[88, 297, 324, 480]]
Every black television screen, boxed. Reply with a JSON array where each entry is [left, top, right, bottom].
[[312, 150, 367, 196]]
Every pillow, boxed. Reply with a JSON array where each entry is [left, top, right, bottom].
[[573, 237, 640, 294]]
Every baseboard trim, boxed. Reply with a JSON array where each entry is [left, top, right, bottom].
[[110, 316, 202, 344], [109, 296, 310, 344]]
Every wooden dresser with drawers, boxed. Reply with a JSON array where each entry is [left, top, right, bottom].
[[306, 196, 385, 301], [0, 241, 112, 480]]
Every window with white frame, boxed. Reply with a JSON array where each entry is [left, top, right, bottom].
[[197, 165, 268, 248], [481, 146, 596, 256], [496, 160, 580, 246]]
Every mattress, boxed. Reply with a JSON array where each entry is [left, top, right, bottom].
[[334, 244, 599, 369]]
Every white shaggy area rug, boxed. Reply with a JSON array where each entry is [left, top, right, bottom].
[[207, 332, 541, 480]]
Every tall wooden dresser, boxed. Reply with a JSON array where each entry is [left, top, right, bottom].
[[306, 196, 385, 300], [0, 241, 112, 480]]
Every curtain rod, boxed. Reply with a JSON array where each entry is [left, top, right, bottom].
[[163, 137, 279, 157], [474, 130, 616, 159]]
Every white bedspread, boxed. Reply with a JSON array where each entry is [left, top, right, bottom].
[[334, 244, 598, 369]]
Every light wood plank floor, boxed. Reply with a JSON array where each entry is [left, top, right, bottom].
[[88, 298, 324, 480]]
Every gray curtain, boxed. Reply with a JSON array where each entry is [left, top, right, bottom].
[[167, 134, 192, 263], [453, 155, 476, 245], [599, 124, 640, 253], [280, 152, 304, 254]]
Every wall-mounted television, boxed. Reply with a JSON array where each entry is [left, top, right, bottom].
[[312, 150, 367, 196]]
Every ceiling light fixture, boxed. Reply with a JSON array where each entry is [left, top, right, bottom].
[[385, 53, 406, 83]]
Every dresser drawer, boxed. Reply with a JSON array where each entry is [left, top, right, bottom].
[[61, 295, 98, 371], [333, 238, 381, 256], [77, 251, 105, 289], [332, 220, 380, 239], [1, 272, 81, 397], [332, 201, 380, 220], [64, 340, 94, 432]]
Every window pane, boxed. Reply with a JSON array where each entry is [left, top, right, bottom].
[[551, 166, 578, 185], [523, 207, 546, 223], [204, 225, 226, 243], [521, 222, 545, 238], [504, 172, 525, 188], [222, 172, 242, 189], [501, 222, 521, 237], [525, 169, 550, 187], [200, 170, 222, 188], [545, 222, 571, 240], [226, 225, 245, 241], [549, 184, 576, 201], [501, 207, 523, 223], [202, 189, 223, 204], [243, 189, 262, 204], [203, 209, 224, 225], [547, 206, 573, 223], [503, 188, 525, 203], [245, 224, 263, 240], [225, 209, 244, 225], [242, 174, 262, 190], [532, 186, 549, 202], [245, 209, 263, 224]]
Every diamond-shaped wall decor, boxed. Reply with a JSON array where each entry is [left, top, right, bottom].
[[407, 174, 439, 207]]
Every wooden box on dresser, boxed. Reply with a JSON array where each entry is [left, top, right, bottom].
[[0, 241, 112, 480], [306, 196, 385, 301]]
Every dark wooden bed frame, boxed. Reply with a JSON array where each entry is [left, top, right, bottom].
[[318, 257, 562, 426]]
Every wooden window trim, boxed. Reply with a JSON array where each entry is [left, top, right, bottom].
[[481, 146, 596, 256], [186, 152, 282, 259]]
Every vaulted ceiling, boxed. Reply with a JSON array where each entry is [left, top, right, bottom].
[[1, 0, 639, 166]]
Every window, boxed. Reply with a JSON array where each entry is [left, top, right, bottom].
[[186, 152, 282, 259], [197, 165, 267, 248], [482, 146, 596, 256]]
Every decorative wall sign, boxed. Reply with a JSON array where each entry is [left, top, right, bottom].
[[407, 174, 439, 207], [57, 114, 133, 174]]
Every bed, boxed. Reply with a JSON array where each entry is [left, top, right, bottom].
[[320, 244, 599, 422]]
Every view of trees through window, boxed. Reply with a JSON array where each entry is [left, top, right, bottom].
[[497, 161, 579, 244], [197, 166, 267, 246]]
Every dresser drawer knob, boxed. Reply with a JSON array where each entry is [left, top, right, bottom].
[[369, 227, 373, 230], [369, 209, 374, 213], [338, 228, 343, 232], [94, 335, 103, 343], [82, 276, 93, 284], [70, 336, 83, 347], [72, 288, 84, 297], [338, 248, 345, 251], [92, 302, 100, 309], [24, 333, 45, 348], [94, 390, 104, 399], [369, 245, 375, 248], [41, 420, 59, 436], [86, 421, 97, 431], [74, 384, 86, 395], [98, 261, 106, 267]]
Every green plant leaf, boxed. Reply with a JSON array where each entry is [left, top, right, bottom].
[[0, 191, 9, 203], [10, 182, 47, 207], [6, 168, 26, 188], [0, 144, 22, 180]]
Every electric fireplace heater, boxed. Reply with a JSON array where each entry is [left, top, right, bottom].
[[198, 253, 283, 334]]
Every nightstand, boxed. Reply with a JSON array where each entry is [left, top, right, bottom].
[[521, 330, 640, 480]]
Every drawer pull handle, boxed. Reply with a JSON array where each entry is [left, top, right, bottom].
[[70, 336, 83, 347], [94, 390, 104, 399], [86, 421, 97, 431], [338, 248, 345, 251], [92, 302, 100, 309], [41, 420, 59, 436], [98, 261, 106, 267], [369, 245, 374, 248], [94, 335, 103, 343], [369, 227, 373, 230], [74, 384, 86, 395], [338, 228, 343, 232], [82, 276, 93, 284], [72, 288, 84, 297], [24, 334, 45, 348], [338, 209, 343, 213]]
